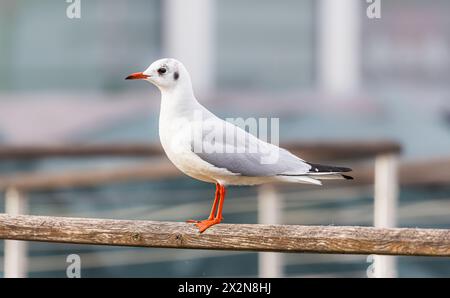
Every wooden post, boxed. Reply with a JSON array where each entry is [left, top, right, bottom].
[[4, 188, 28, 278], [258, 184, 283, 277], [373, 154, 399, 278]]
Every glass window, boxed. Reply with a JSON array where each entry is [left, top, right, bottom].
[[216, 0, 316, 92], [0, 0, 162, 92], [361, 0, 450, 90]]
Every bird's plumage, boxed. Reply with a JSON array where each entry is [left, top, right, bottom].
[[128, 58, 353, 186], [126, 58, 353, 232]]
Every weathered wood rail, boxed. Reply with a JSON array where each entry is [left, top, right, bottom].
[[0, 214, 449, 257]]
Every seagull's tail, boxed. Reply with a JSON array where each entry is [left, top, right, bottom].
[[278, 163, 353, 186], [307, 163, 353, 174], [306, 163, 353, 182]]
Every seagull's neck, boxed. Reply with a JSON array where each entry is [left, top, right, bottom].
[[159, 82, 202, 119]]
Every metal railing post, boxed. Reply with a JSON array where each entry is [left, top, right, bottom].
[[4, 188, 28, 278], [258, 184, 283, 277], [373, 153, 399, 278]]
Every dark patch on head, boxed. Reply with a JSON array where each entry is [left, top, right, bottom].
[[174, 71, 179, 81]]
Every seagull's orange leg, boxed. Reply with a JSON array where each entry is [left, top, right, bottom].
[[192, 184, 227, 233], [215, 185, 226, 221], [208, 183, 221, 220], [186, 183, 220, 223]]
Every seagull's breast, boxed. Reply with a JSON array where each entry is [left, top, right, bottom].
[[159, 114, 233, 184]]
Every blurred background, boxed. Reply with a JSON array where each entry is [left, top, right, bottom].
[[0, 0, 450, 277]]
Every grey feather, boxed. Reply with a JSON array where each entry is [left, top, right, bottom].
[[196, 147, 311, 177], [191, 119, 311, 176]]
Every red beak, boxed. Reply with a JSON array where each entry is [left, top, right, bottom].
[[125, 72, 149, 80]]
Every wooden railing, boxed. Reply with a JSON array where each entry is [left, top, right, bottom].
[[0, 141, 404, 278], [1, 214, 449, 256]]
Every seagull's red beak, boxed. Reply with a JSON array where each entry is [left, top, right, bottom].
[[125, 72, 149, 80]]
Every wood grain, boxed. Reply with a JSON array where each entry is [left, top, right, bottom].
[[0, 214, 448, 257]]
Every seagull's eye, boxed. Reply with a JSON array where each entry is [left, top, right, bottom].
[[158, 67, 167, 75]]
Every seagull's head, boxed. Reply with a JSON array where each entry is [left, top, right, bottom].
[[126, 58, 189, 91]]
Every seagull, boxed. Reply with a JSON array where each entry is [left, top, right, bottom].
[[126, 58, 353, 233]]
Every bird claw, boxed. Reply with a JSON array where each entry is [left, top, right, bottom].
[[185, 219, 201, 223], [186, 217, 224, 224]]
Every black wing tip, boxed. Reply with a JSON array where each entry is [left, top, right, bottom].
[[307, 163, 352, 173], [342, 174, 354, 180]]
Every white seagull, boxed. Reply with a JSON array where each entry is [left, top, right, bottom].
[[126, 58, 353, 233]]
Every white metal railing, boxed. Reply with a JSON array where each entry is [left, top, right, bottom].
[[258, 184, 283, 278], [373, 153, 399, 278], [4, 188, 28, 278]]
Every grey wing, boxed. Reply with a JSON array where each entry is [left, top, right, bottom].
[[191, 118, 311, 176], [195, 147, 312, 177]]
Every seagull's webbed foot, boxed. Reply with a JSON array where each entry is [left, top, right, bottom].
[[195, 218, 223, 233], [186, 217, 224, 224], [188, 183, 226, 233]]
